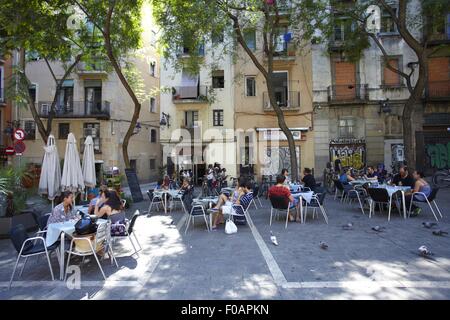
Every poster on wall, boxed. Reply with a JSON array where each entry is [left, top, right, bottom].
[[261, 147, 300, 177], [329, 139, 366, 170]]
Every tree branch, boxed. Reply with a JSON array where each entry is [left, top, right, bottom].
[[44, 58, 57, 83]]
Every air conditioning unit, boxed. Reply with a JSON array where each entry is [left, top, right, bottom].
[[41, 104, 50, 115]]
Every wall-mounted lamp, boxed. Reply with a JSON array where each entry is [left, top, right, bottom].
[[378, 99, 392, 115], [160, 112, 171, 128]]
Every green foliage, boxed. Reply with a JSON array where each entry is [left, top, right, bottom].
[[0, 165, 32, 215]]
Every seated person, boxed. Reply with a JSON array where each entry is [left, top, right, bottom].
[[232, 181, 254, 225], [161, 176, 170, 190], [47, 191, 77, 225], [281, 168, 291, 185], [405, 170, 431, 217], [302, 168, 316, 190], [391, 166, 415, 188], [339, 168, 354, 184], [179, 178, 192, 194], [268, 175, 299, 222], [364, 166, 379, 181], [94, 190, 125, 222], [88, 185, 108, 215], [155, 179, 164, 190], [211, 178, 246, 229]]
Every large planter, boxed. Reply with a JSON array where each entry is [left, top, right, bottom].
[[0, 212, 37, 239]]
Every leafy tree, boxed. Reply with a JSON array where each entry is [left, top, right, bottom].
[[330, 0, 450, 168], [0, 0, 105, 143], [152, 0, 329, 181], [71, 0, 145, 169]]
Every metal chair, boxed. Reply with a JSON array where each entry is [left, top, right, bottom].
[[170, 191, 187, 213], [111, 210, 142, 256], [346, 186, 366, 215], [184, 202, 210, 234], [367, 188, 398, 221], [408, 188, 442, 221], [304, 192, 328, 224], [9, 224, 57, 289], [269, 195, 296, 229], [64, 221, 118, 281], [333, 180, 347, 201], [147, 190, 165, 214], [251, 186, 263, 208]]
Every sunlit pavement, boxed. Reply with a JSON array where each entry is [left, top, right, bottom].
[[1, 190, 450, 300]]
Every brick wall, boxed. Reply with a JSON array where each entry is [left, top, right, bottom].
[[384, 58, 400, 86]]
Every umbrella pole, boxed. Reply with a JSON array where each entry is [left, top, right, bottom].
[[52, 199, 54, 209]]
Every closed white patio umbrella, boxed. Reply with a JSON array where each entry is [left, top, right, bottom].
[[61, 133, 85, 197], [82, 136, 97, 197], [38, 135, 61, 208]]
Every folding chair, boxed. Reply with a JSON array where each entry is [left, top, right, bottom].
[[269, 195, 297, 229], [408, 188, 442, 221]]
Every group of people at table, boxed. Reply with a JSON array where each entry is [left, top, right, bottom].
[[208, 168, 317, 229], [339, 165, 432, 216], [47, 186, 127, 235]]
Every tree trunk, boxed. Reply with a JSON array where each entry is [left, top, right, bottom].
[[266, 79, 299, 182]]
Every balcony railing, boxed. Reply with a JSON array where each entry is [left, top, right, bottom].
[[80, 137, 102, 154], [172, 86, 209, 103], [76, 59, 108, 75], [328, 84, 368, 102], [263, 91, 300, 110], [273, 42, 296, 59], [426, 80, 450, 99], [38, 101, 111, 119]]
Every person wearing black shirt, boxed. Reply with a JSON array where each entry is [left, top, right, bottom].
[[392, 166, 415, 188], [302, 168, 317, 191]]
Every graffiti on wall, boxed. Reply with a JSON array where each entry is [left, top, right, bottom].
[[261, 147, 300, 176], [330, 142, 366, 170], [426, 142, 450, 169]]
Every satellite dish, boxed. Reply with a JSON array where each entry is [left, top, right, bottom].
[[366, 5, 381, 33]]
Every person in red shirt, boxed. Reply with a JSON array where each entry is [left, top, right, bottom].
[[268, 175, 299, 222]]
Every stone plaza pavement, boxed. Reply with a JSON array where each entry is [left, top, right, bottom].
[[1, 189, 450, 300]]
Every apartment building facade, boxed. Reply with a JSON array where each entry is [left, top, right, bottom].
[[160, 36, 237, 183], [312, 0, 450, 176], [14, 6, 161, 183], [233, 11, 315, 179]]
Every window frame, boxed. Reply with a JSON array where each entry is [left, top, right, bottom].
[[381, 55, 403, 88], [150, 60, 156, 77], [150, 129, 157, 143], [380, 7, 398, 35], [23, 120, 36, 140], [150, 97, 156, 113], [338, 118, 355, 139], [150, 159, 156, 171], [58, 123, 70, 140], [83, 123, 101, 153], [243, 29, 256, 51], [213, 110, 224, 127], [245, 76, 257, 97], [212, 70, 225, 89]]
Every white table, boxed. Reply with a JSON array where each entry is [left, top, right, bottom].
[[290, 191, 315, 224], [154, 189, 183, 214], [374, 185, 411, 218], [46, 219, 108, 280]]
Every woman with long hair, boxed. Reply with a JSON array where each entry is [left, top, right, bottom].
[[47, 191, 77, 225]]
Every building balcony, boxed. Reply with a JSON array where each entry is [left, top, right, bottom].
[[426, 80, 450, 100], [76, 59, 108, 77], [327, 84, 368, 104], [263, 91, 300, 111], [172, 86, 209, 104], [38, 101, 111, 119]]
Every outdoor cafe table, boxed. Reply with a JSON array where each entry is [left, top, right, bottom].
[[153, 189, 183, 214], [374, 185, 411, 219], [349, 179, 371, 186], [46, 218, 108, 280], [291, 191, 315, 224]]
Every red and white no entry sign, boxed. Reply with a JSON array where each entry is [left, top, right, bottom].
[[14, 141, 26, 154], [5, 147, 15, 156], [13, 129, 26, 141]]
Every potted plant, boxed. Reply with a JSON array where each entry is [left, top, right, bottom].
[[0, 166, 34, 238]]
